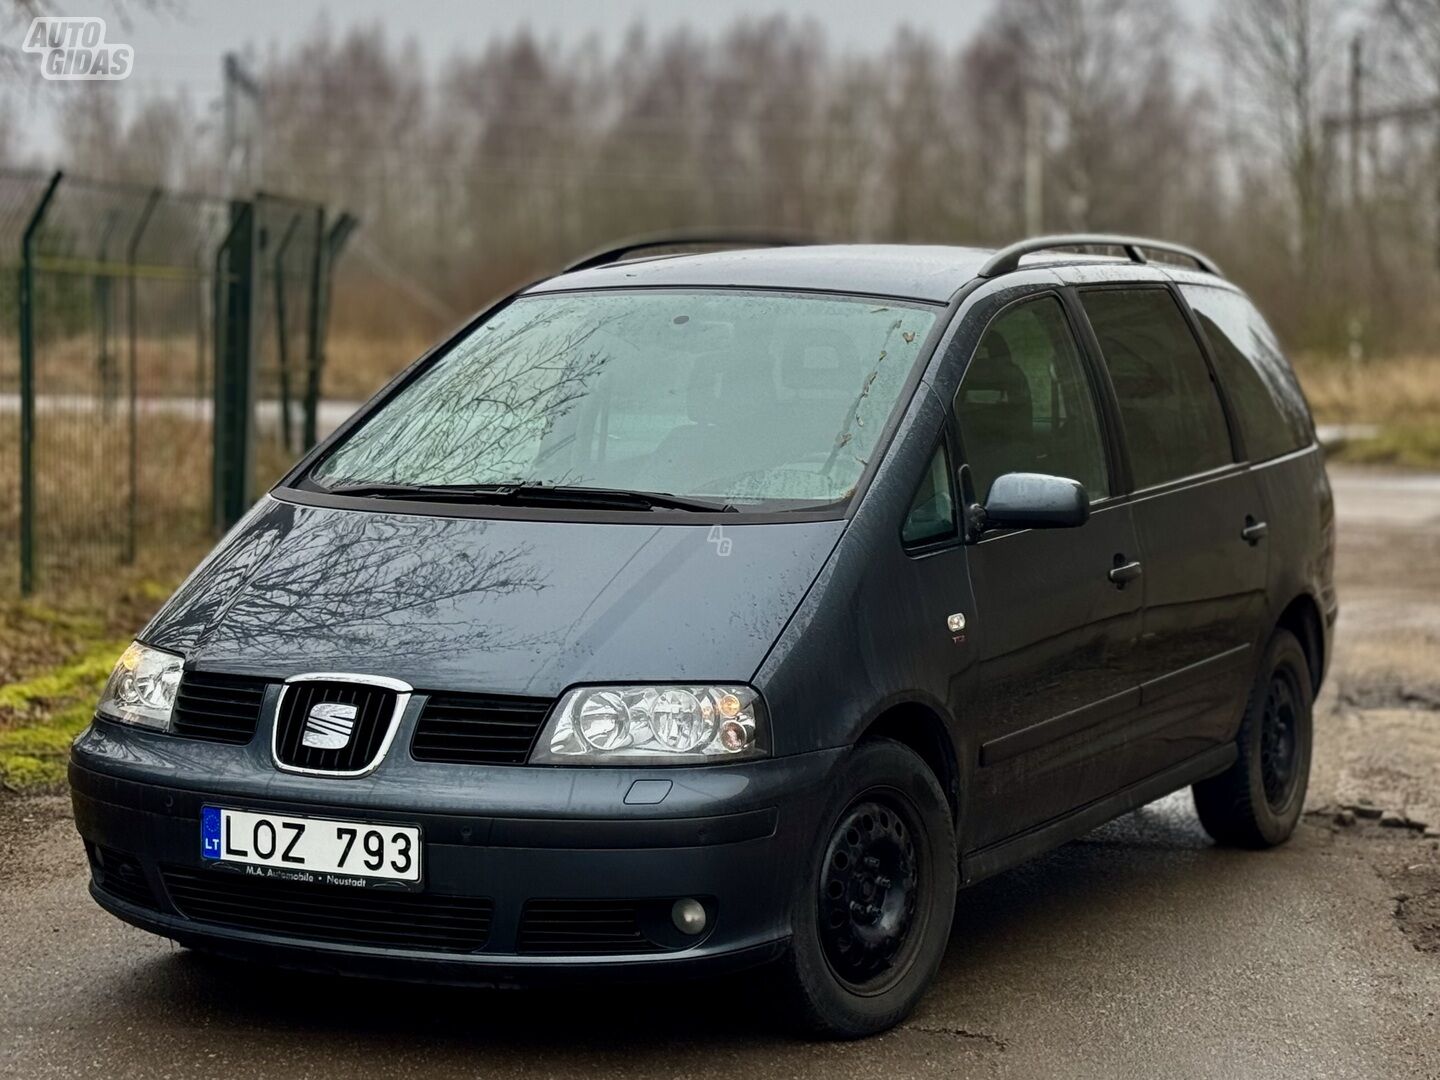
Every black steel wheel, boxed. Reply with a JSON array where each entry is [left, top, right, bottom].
[[817, 798, 921, 991], [773, 739, 956, 1038], [1259, 669, 1302, 812], [1194, 628, 1314, 848]]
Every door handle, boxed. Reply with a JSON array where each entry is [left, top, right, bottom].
[[1241, 517, 1269, 545], [1108, 557, 1143, 588]]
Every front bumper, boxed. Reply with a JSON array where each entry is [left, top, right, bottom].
[[70, 721, 845, 984]]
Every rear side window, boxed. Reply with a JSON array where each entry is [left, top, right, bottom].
[[955, 296, 1110, 503], [1080, 288, 1233, 489], [1180, 284, 1313, 460]]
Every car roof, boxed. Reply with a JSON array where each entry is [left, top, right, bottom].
[[523, 244, 999, 304]]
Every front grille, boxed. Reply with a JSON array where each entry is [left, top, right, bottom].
[[171, 672, 268, 744], [273, 679, 401, 774], [517, 899, 664, 955], [89, 844, 159, 910], [410, 692, 551, 765], [162, 866, 493, 953]]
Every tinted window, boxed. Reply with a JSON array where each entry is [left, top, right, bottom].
[[902, 443, 956, 546], [1180, 284, 1312, 460], [1081, 288, 1233, 489], [956, 296, 1110, 503]]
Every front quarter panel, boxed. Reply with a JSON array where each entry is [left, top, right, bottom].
[[753, 387, 969, 759]]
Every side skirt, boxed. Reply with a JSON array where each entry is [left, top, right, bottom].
[[959, 743, 1238, 887]]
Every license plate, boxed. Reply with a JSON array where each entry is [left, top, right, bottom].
[[200, 806, 422, 886]]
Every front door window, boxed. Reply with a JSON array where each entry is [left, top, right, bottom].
[[956, 296, 1110, 503]]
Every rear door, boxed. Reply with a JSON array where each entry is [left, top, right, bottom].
[[1074, 282, 1268, 784]]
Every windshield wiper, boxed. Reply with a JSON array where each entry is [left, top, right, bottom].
[[323, 481, 737, 513]]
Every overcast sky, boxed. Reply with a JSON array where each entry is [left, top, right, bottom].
[[49, 0, 1003, 96], [9, 0, 1221, 160]]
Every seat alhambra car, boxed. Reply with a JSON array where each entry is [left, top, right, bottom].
[[72, 234, 1335, 1038]]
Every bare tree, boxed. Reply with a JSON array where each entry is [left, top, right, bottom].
[[1373, 0, 1440, 343], [1217, 0, 1343, 290], [1381, 0, 1440, 94], [0, 0, 43, 77], [0, 92, 21, 163], [978, 0, 1186, 232], [22, 2, 1438, 356], [57, 92, 126, 178]]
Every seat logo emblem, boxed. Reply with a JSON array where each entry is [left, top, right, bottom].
[[302, 702, 358, 750]]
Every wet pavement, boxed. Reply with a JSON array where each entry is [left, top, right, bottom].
[[2, 465, 1438, 1078]]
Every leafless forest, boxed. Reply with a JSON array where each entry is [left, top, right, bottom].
[[5, 0, 1440, 367]]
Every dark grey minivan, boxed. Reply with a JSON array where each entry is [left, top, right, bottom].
[[72, 235, 1336, 1037]]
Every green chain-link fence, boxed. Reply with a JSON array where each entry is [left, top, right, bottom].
[[0, 169, 353, 595]]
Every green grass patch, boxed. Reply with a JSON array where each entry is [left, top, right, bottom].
[[0, 642, 125, 715], [0, 601, 108, 686], [0, 700, 94, 790], [0, 570, 184, 794], [0, 641, 127, 793], [1327, 424, 1440, 469]]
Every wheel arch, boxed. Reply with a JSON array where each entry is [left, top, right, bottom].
[[1275, 592, 1325, 694], [857, 701, 961, 823]]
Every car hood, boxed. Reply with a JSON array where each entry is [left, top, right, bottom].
[[142, 497, 844, 696]]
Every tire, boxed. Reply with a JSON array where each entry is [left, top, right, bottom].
[[1193, 628, 1313, 848], [774, 738, 957, 1039]]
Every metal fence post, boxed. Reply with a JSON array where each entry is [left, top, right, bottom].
[[0, 169, 343, 595], [271, 211, 301, 453], [17, 170, 63, 596], [302, 206, 326, 451], [212, 199, 256, 533], [95, 211, 121, 417], [123, 187, 161, 564], [302, 211, 357, 450]]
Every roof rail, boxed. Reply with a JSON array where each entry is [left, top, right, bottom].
[[562, 231, 814, 275], [976, 233, 1224, 279]]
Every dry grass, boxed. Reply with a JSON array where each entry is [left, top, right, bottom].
[[2, 334, 212, 398], [1330, 426, 1440, 469], [322, 332, 434, 401], [1290, 355, 1440, 468], [0, 410, 215, 593], [1294, 354, 1440, 426], [5, 329, 434, 405]]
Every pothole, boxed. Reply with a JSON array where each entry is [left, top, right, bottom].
[[1307, 803, 1440, 956], [1336, 679, 1440, 712], [1385, 862, 1440, 955], [1309, 802, 1438, 836]]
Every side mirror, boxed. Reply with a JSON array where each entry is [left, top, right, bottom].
[[980, 472, 1090, 531]]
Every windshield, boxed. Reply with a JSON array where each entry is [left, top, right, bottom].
[[311, 290, 938, 509]]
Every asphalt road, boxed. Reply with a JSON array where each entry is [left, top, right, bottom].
[[2, 466, 1438, 1079]]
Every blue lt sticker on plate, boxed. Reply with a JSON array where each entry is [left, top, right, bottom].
[[200, 805, 222, 859]]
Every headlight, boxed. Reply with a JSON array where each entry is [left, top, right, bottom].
[[533, 685, 769, 764], [96, 641, 184, 731]]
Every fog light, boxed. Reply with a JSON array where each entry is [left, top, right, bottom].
[[671, 897, 707, 935]]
